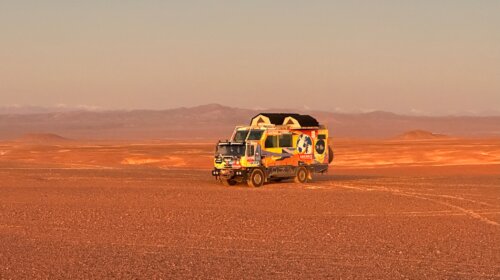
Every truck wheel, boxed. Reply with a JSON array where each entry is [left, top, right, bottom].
[[294, 167, 308, 183], [247, 169, 265, 188], [221, 179, 237, 186]]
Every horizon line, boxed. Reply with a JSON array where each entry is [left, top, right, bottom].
[[1, 103, 500, 118]]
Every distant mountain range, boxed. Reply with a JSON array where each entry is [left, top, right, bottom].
[[0, 105, 103, 115], [0, 104, 499, 140]]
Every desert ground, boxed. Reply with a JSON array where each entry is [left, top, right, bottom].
[[0, 138, 499, 279]]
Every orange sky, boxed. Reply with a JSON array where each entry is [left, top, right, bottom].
[[1, 1, 499, 115]]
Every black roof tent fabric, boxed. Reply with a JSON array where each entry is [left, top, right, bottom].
[[252, 113, 320, 127]]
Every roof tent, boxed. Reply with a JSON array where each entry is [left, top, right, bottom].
[[250, 113, 320, 127]]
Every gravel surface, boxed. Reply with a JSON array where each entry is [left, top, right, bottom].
[[0, 168, 499, 279]]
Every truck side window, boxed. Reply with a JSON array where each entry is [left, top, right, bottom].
[[265, 135, 278, 148], [279, 134, 292, 147]]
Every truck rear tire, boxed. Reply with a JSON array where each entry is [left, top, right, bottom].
[[328, 145, 334, 164], [294, 167, 308, 183], [222, 179, 237, 186], [247, 169, 265, 188]]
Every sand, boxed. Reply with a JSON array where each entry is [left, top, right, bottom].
[[0, 139, 499, 278]]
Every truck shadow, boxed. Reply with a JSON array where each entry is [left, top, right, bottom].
[[311, 174, 381, 182], [263, 174, 381, 186]]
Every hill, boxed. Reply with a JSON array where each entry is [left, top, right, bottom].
[[0, 104, 500, 140], [393, 130, 450, 140], [15, 133, 72, 144]]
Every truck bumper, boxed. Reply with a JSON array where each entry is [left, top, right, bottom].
[[212, 169, 247, 179]]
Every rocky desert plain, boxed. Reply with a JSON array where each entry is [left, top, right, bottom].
[[0, 105, 499, 279]]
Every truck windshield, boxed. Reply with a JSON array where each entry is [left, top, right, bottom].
[[232, 130, 249, 143], [216, 144, 245, 156], [247, 130, 264, 140]]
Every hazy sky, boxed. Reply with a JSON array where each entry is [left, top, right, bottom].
[[1, 1, 499, 114]]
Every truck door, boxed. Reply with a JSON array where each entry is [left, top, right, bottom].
[[246, 143, 262, 165]]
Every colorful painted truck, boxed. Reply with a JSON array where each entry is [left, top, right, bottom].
[[212, 113, 334, 187]]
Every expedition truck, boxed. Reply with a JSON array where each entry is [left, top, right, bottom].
[[212, 113, 334, 187]]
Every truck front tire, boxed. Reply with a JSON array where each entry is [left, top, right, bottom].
[[247, 169, 265, 188], [222, 179, 237, 186], [294, 167, 308, 183]]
